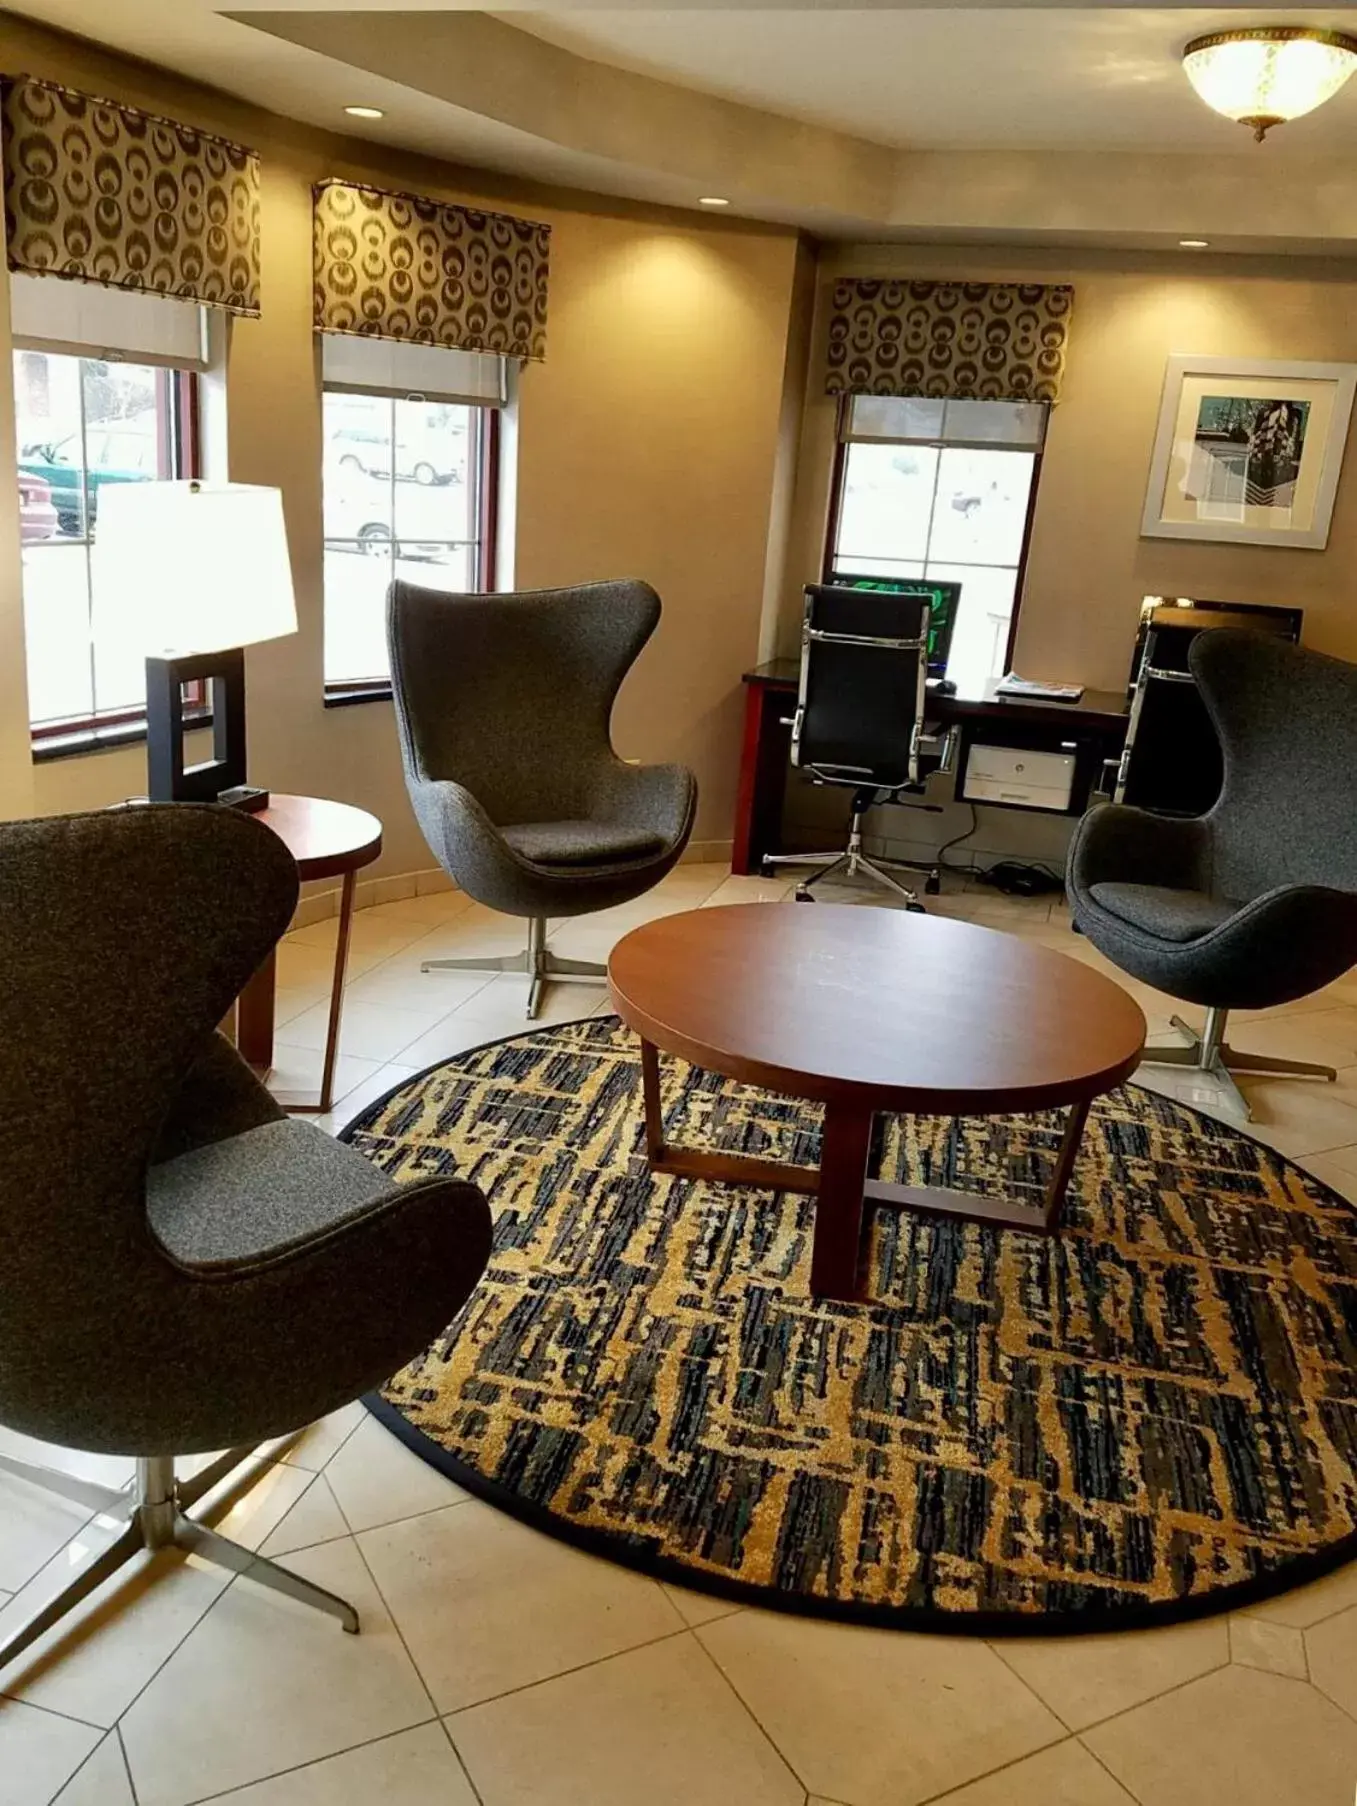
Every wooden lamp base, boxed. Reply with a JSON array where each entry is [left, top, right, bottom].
[[145, 648, 252, 805]]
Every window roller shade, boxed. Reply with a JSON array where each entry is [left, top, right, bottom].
[[321, 331, 506, 406], [9, 272, 207, 367]]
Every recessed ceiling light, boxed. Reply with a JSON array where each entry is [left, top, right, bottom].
[[1179, 238, 1211, 248], [698, 196, 729, 208], [344, 105, 384, 120]]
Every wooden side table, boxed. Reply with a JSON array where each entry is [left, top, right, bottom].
[[237, 795, 383, 1114]]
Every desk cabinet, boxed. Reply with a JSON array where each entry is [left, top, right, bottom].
[[732, 661, 1129, 875]]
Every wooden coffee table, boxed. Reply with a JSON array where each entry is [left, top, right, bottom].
[[608, 904, 1146, 1301]]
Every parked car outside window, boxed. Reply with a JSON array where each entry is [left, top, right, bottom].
[[18, 471, 58, 543], [18, 417, 157, 536]]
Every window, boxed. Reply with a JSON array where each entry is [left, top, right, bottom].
[[321, 338, 504, 693], [14, 349, 198, 736], [827, 396, 1046, 693]]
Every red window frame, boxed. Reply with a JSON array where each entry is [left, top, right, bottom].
[[321, 397, 501, 701]]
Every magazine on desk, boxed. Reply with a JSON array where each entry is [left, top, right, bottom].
[[994, 672, 1085, 703]]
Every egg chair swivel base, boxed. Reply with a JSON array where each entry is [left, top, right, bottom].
[[1141, 1005, 1337, 1121], [0, 1448, 359, 1675], [422, 914, 607, 1020]]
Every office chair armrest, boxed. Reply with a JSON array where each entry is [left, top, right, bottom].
[[589, 759, 698, 847], [1068, 803, 1211, 895]]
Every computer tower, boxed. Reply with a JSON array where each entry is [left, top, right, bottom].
[[1115, 597, 1303, 816]]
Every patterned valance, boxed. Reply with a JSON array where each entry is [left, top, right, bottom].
[[1, 75, 260, 316], [825, 279, 1074, 404], [313, 179, 550, 362]]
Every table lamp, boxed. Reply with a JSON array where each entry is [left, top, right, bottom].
[[94, 481, 298, 810]]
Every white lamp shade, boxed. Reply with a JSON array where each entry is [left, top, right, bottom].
[[93, 481, 298, 658]]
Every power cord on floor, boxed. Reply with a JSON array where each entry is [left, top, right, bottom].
[[930, 805, 1065, 897], [934, 804, 979, 875]]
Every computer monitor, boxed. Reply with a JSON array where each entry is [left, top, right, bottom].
[[824, 571, 961, 678]]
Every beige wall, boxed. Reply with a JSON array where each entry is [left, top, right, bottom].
[[0, 18, 806, 870], [775, 242, 1357, 868], [785, 244, 1357, 691]]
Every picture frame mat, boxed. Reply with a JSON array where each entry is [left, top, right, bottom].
[[1142, 354, 1357, 550]]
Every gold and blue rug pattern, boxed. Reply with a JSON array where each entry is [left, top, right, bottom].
[[345, 1015, 1357, 1631]]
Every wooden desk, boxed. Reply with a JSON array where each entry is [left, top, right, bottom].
[[733, 659, 1130, 875], [236, 795, 383, 1114]]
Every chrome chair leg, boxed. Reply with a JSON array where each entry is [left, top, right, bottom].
[[1139, 1006, 1337, 1123], [0, 1446, 361, 1674], [855, 856, 922, 906], [1224, 1048, 1338, 1077], [174, 1519, 359, 1632], [763, 850, 848, 871], [423, 915, 607, 1019], [0, 1516, 145, 1675], [0, 1452, 133, 1519], [785, 854, 851, 896], [769, 812, 925, 909], [174, 1442, 266, 1513]]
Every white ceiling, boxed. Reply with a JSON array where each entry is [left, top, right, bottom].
[[5, 2, 1357, 249], [511, 7, 1357, 153]]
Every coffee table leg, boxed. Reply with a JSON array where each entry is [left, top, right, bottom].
[[640, 1039, 664, 1161], [811, 1099, 875, 1302], [1043, 1097, 1091, 1231]]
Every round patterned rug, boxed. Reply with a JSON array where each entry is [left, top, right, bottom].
[[343, 1014, 1357, 1634]]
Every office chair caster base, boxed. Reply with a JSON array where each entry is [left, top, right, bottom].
[[1138, 1007, 1337, 1124], [769, 841, 923, 912], [764, 802, 940, 911], [422, 915, 608, 1020], [0, 1448, 360, 1676]]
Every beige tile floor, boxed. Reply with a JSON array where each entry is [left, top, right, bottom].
[[7, 862, 1357, 1805]]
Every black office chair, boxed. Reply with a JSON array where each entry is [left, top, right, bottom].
[[763, 585, 955, 906]]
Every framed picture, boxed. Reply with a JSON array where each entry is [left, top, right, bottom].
[[1141, 354, 1357, 549]]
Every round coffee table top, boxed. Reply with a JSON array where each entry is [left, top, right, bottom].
[[255, 794, 383, 882], [609, 903, 1146, 1114]]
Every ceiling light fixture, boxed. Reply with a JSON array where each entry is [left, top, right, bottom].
[[344, 104, 384, 120], [698, 196, 729, 208], [1179, 238, 1210, 248], [1182, 27, 1357, 141]]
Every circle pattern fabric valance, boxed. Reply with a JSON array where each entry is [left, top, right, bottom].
[[313, 179, 550, 362], [825, 278, 1074, 404], [0, 75, 260, 316]]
